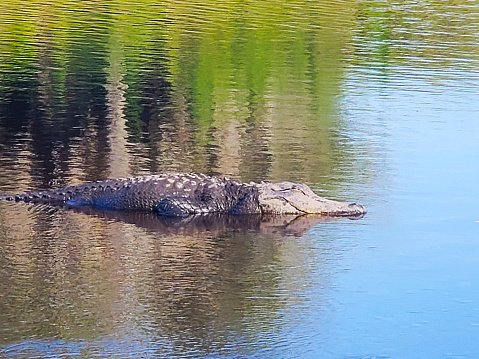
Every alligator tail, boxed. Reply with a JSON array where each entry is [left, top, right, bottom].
[[0, 190, 72, 205]]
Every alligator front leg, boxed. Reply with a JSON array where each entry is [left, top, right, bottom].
[[156, 197, 217, 217]]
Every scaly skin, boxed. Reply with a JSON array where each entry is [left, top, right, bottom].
[[1, 173, 367, 218]]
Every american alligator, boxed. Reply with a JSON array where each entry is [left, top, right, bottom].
[[1, 173, 366, 218]]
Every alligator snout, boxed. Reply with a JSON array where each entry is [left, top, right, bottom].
[[345, 203, 367, 218]]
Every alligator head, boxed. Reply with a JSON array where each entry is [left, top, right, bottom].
[[257, 182, 367, 218]]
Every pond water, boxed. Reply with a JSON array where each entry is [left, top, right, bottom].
[[1, 1, 478, 358]]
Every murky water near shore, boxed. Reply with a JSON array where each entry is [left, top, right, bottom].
[[1, 1, 479, 358]]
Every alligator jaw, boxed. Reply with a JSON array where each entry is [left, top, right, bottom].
[[317, 202, 368, 219]]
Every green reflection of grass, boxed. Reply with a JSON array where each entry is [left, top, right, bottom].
[[2, 1, 476, 184], [0, 0, 361, 185]]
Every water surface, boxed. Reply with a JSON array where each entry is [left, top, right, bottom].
[[1, 1, 479, 358]]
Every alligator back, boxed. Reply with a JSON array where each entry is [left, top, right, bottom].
[[1, 173, 223, 211]]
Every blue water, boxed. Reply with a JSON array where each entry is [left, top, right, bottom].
[[314, 69, 479, 358]]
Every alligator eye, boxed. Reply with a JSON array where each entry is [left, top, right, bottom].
[[293, 187, 308, 195]]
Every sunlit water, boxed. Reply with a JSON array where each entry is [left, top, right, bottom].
[[1, 1, 479, 358]]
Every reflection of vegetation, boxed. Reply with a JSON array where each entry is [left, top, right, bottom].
[[352, 0, 479, 69], [354, 1, 394, 66], [0, 1, 476, 181], [0, 0, 476, 190], [0, 1, 477, 180], [0, 206, 312, 354], [0, 0, 360, 185]]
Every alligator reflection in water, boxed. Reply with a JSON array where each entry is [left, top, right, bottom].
[[0, 200, 334, 356], [67, 206, 343, 237]]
